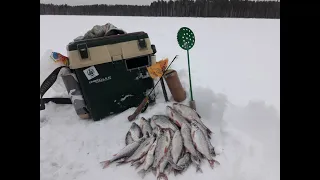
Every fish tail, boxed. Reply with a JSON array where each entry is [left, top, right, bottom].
[[195, 152, 203, 160], [168, 167, 173, 175], [137, 169, 147, 179], [166, 156, 175, 165], [152, 168, 157, 176], [196, 165, 203, 173], [157, 172, 168, 180], [208, 159, 217, 169], [100, 160, 110, 169], [173, 169, 178, 176], [167, 158, 183, 171]]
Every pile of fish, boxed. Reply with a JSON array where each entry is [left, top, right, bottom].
[[100, 103, 219, 180]]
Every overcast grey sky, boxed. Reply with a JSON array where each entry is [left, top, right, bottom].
[[40, 0, 278, 6]]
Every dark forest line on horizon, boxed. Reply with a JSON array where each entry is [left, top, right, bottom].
[[40, 0, 280, 19]]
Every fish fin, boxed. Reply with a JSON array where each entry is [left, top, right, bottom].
[[100, 160, 110, 169], [213, 158, 221, 165], [166, 157, 179, 170], [146, 132, 150, 138], [166, 156, 174, 164], [196, 151, 204, 159], [157, 172, 168, 180], [138, 169, 147, 179], [164, 147, 168, 153], [180, 149, 185, 157], [116, 160, 127, 166], [117, 158, 126, 162], [175, 120, 181, 127], [192, 155, 201, 163], [139, 131, 143, 138], [165, 164, 171, 174]]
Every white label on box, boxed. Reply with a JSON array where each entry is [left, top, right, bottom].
[[83, 66, 99, 80]]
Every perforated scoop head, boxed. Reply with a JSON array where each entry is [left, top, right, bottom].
[[177, 27, 195, 50]]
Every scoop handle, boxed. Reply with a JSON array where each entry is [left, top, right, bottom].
[[127, 97, 149, 121]]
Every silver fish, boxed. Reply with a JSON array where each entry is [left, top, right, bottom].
[[166, 106, 189, 127], [180, 123, 201, 161], [138, 138, 158, 179], [171, 130, 183, 164], [157, 144, 172, 180], [140, 117, 153, 138], [192, 121, 215, 156], [130, 122, 143, 142], [153, 130, 171, 168], [191, 123, 219, 169], [125, 131, 134, 145], [100, 138, 145, 168], [173, 103, 212, 135], [151, 115, 179, 132], [124, 136, 155, 163]]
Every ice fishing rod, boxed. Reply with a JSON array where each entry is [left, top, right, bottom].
[[127, 55, 179, 121]]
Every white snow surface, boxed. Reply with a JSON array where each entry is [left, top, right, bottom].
[[40, 16, 280, 180]]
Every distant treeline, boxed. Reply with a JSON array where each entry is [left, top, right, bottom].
[[40, 0, 280, 19]]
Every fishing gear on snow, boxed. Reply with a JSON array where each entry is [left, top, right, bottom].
[[40, 23, 159, 121], [127, 55, 179, 121]]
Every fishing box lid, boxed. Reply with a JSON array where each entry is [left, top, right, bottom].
[[67, 31, 154, 69]]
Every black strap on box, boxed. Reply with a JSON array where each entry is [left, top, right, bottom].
[[40, 66, 72, 111]]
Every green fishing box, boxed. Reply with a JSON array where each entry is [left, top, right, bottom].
[[66, 32, 156, 121]]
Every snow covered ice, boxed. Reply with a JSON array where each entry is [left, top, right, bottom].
[[40, 16, 280, 180]]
